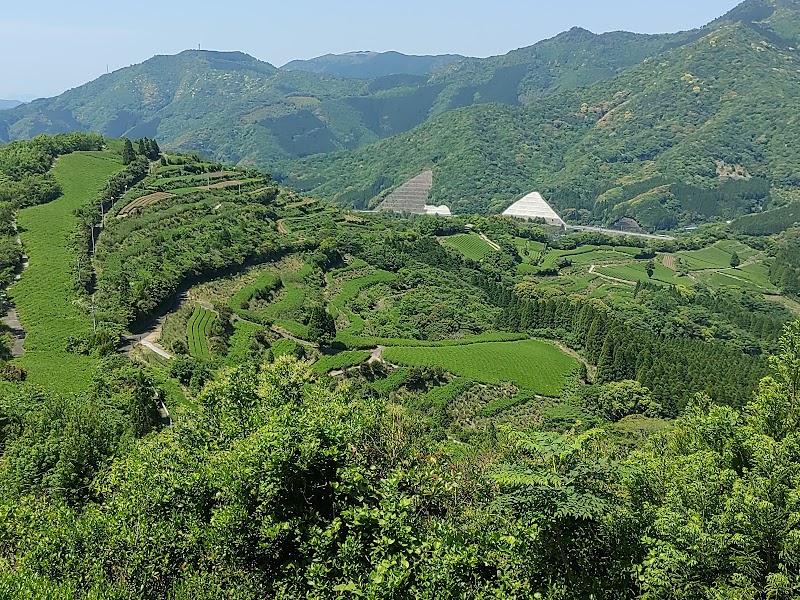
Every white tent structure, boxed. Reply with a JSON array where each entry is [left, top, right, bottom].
[[502, 192, 565, 227], [424, 204, 452, 216]]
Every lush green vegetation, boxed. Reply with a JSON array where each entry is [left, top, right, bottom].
[[4, 47, 800, 593], [3, 323, 800, 598], [312, 349, 371, 374], [187, 306, 216, 360], [10, 151, 122, 392], [441, 233, 496, 260], [286, 9, 800, 223], [95, 181, 284, 327], [0, 26, 692, 170], [384, 339, 578, 396]]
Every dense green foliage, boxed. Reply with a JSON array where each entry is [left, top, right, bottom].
[[770, 231, 800, 295], [2, 323, 800, 598], [0, 114, 798, 598], [95, 190, 284, 326]]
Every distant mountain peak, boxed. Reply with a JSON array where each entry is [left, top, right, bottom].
[[281, 51, 466, 79], [0, 99, 23, 111]]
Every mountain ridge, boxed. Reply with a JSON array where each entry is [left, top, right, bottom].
[[285, 16, 800, 227], [0, 25, 700, 165], [281, 50, 466, 78], [3, 0, 799, 227], [0, 100, 23, 111]]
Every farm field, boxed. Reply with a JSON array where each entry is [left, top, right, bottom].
[[330, 269, 396, 342], [265, 263, 313, 337], [540, 245, 641, 269], [595, 261, 679, 285], [10, 151, 122, 393], [187, 305, 216, 359], [383, 339, 579, 396], [222, 260, 314, 337], [226, 320, 267, 363], [670, 240, 760, 271], [117, 192, 175, 217], [695, 265, 778, 293], [442, 233, 496, 261]]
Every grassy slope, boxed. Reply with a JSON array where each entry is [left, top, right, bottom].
[[383, 339, 579, 396], [11, 151, 122, 393], [442, 234, 497, 261]]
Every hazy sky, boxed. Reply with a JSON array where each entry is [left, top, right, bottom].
[[1, 0, 741, 100]]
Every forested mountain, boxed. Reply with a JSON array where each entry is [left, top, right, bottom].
[[0, 22, 698, 169], [281, 51, 466, 78], [0, 100, 22, 111], [286, 0, 800, 225], [2, 0, 800, 227]]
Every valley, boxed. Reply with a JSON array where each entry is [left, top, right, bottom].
[[2, 1, 800, 598]]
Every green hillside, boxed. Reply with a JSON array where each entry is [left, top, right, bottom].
[[1, 132, 800, 598], [0, 27, 697, 169], [287, 6, 800, 226]]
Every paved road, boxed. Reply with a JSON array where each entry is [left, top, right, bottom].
[[141, 340, 173, 359], [566, 225, 675, 241]]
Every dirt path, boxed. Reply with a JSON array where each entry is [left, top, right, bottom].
[[141, 340, 173, 359], [551, 340, 596, 381], [270, 325, 318, 348], [479, 233, 502, 251], [328, 345, 387, 377], [277, 218, 288, 234], [286, 198, 316, 210], [2, 221, 29, 357], [2, 308, 26, 358]]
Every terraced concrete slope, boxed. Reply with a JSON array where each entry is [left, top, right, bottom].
[[377, 170, 434, 214]]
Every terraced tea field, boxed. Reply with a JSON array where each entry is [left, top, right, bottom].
[[11, 151, 123, 392], [383, 339, 579, 396], [442, 234, 497, 261], [312, 350, 371, 374], [187, 305, 216, 359], [117, 192, 176, 217]]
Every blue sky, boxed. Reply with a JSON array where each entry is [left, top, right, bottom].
[[1, 0, 740, 100]]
